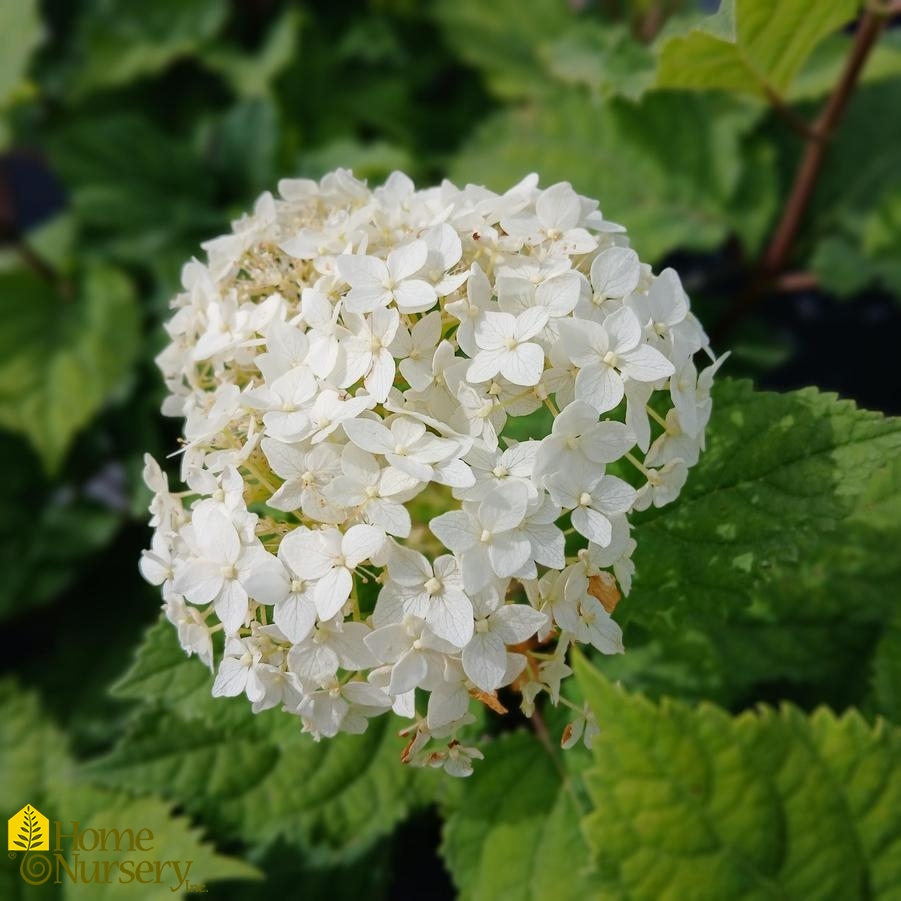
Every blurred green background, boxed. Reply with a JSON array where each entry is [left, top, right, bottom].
[[2, 1, 901, 898]]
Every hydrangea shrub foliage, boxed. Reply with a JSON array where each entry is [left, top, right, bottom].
[[7, 0, 901, 896]]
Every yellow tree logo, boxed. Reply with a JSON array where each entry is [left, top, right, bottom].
[[8, 805, 48, 852], [8, 805, 52, 886]]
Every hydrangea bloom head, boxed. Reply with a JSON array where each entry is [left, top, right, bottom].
[[140, 170, 722, 775]]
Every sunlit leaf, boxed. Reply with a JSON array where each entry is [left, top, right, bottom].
[[441, 732, 594, 901], [624, 379, 901, 627], [574, 654, 901, 899], [452, 90, 771, 262], [657, 0, 859, 98], [0, 0, 42, 106], [0, 265, 140, 474]]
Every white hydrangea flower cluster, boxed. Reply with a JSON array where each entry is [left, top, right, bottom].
[[140, 169, 722, 776]]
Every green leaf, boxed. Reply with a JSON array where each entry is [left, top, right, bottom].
[[0, 680, 258, 897], [0, 265, 140, 474], [70, 0, 228, 96], [441, 732, 594, 901], [574, 654, 901, 899], [810, 235, 874, 298], [432, 0, 576, 99], [202, 98, 280, 198], [0, 683, 68, 901], [0, 680, 72, 814], [811, 80, 901, 229], [89, 706, 435, 859], [789, 31, 901, 101], [98, 619, 436, 857], [298, 138, 414, 183], [112, 619, 266, 734], [200, 8, 303, 99], [657, 0, 859, 98], [623, 449, 901, 710], [0, 483, 119, 619], [538, 24, 655, 101], [62, 797, 260, 901], [46, 115, 219, 261], [0, 0, 42, 106], [802, 78, 901, 292], [873, 614, 901, 724], [625, 379, 901, 627], [452, 90, 772, 262]]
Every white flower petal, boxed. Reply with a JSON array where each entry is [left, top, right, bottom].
[[314, 567, 352, 620], [590, 247, 639, 298], [499, 343, 544, 386], [575, 363, 624, 414], [394, 279, 437, 313], [342, 523, 385, 568], [343, 417, 394, 455], [212, 657, 248, 697], [274, 593, 318, 644], [462, 631, 507, 692], [572, 506, 612, 547], [622, 344, 676, 381], [215, 579, 249, 634], [240, 549, 289, 605], [427, 591, 474, 647], [492, 604, 547, 644], [389, 650, 429, 694], [279, 528, 334, 580], [387, 240, 428, 281], [430, 510, 477, 553]]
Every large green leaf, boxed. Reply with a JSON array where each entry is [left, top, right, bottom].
[[70, 0, 228, 96], [432, 0, 576, 99], [0, 265, 140, 474], [452, 91, 772, 262], [657, 0, 859, 98], [111, 618, 225, 723], [0, 680, 73, 815], [63, 797, 260, 901], [93, 619, 437, 858], [440, 732, 594, 901], [0, 0, 42, 106], [574, 654, 901, 899], [0, 681, 257, 900], [46, 114, 220, 262], [616, 438, 901, 712], [624, 379, 901, 628]]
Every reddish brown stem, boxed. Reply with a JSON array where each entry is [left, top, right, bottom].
[[761, 9, 889, 275], [762, 85, 820, 140], [715, 7, 893, 342], [530, 703, 553, 747], [638, 3, 667, 43], [775, 270, 820, 293]]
